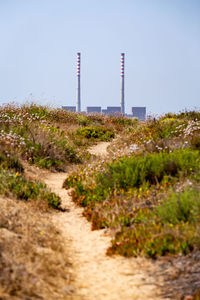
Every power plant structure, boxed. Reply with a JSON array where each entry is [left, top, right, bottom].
[[132, 107, 146, 120], [62, 106, 76, 112], [76, 52, 81, 113], [120, 53, 125, 115], [86, 106, 101, 114], [62, 52, 146, 120]]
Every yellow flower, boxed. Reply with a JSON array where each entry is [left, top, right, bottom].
[[15, 172, 20, 177]]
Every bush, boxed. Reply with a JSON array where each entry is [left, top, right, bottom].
[[0, 104, 86, 170], [109, 116, 137, 126], [23, 126, 81, 170], [77, 115, 89, 126], [64, 149, 200, 209], [97, 149, 200, 191], [161, 111, 200, 121], [64, 148, 200, 232], [64, 149, 200, 258], [0, 171, 61, 209], [107, 188, 200, 258], [156, 188, 200, 225], [76, 126, 114, 141], [0, 154, 24, 173]]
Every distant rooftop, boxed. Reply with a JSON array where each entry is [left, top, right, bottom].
[[132, 107, 146, 120], [62, 106, 76, 112], [87, 106, 102, 113], [102, 106, 122, 115]]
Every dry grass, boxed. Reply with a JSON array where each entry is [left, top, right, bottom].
[[0, 195, 78, 300]]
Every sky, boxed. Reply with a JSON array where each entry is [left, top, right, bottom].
[[0, 0, 200, 116]]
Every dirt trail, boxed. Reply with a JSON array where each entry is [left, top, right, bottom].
[[43, 142, 168, 300], [87, 141, 111, 157]]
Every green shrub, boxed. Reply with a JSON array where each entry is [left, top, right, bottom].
[[112, 117, 137, 126], [0, 171, 61, 209], [0, 154, 24, 173], [156, 188, 200, 225], [77, 115, 89, 126], [64, 149, 200, 210], [42, 191, 61, 209], [162, 111, 200, 121], [107, 188, 200, 257], [177, 111, 200, 121], [65, 145, 82, 163], [35, 157, 63, 169], [97, 149, 200, 191], [24, 131, 81, 170], [76, 126, 114, 141], [64, 149, 200, 258], [23, 103, 49, 119], [107, 224, 195, 257]]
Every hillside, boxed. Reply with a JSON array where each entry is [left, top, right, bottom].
[[0, 104, 200, 299]]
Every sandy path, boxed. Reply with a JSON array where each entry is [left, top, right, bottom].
[[43, 143, 168, 300], [87, 141, 110, 156]]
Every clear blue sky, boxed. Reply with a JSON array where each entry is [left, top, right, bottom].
[[0, 0, 199, 115]]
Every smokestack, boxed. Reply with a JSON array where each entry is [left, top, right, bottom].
[[120, 53, 125, 115], [76, 52, 81, 112]]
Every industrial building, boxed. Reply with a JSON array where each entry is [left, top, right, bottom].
[[62, 104, 146, 119], [101, 109, 108, 114], [62, 52, 147, 120], [132, 107, 146, 120], [103, 106, 122, 115], [86, 106, 101, 114], [62, 106, 76, 112]]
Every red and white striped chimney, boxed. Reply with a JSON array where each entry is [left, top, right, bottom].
[[120, 53, 125, 115], [76, 52, 81, 112]]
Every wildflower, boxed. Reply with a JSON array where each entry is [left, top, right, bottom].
[[15, 172, 20, 177]]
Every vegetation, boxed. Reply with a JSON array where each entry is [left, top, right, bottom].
[[64, 110, 200, 260], [97, 149, 199, 190], [76, 126, 114, 141], [1, 104, 200, 299], [0, 151, 61, 209], [108, 187, 200, 257], [0, 104, 134, 171], [0, 104, 82, 171], [0, 104, 84, 299]]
